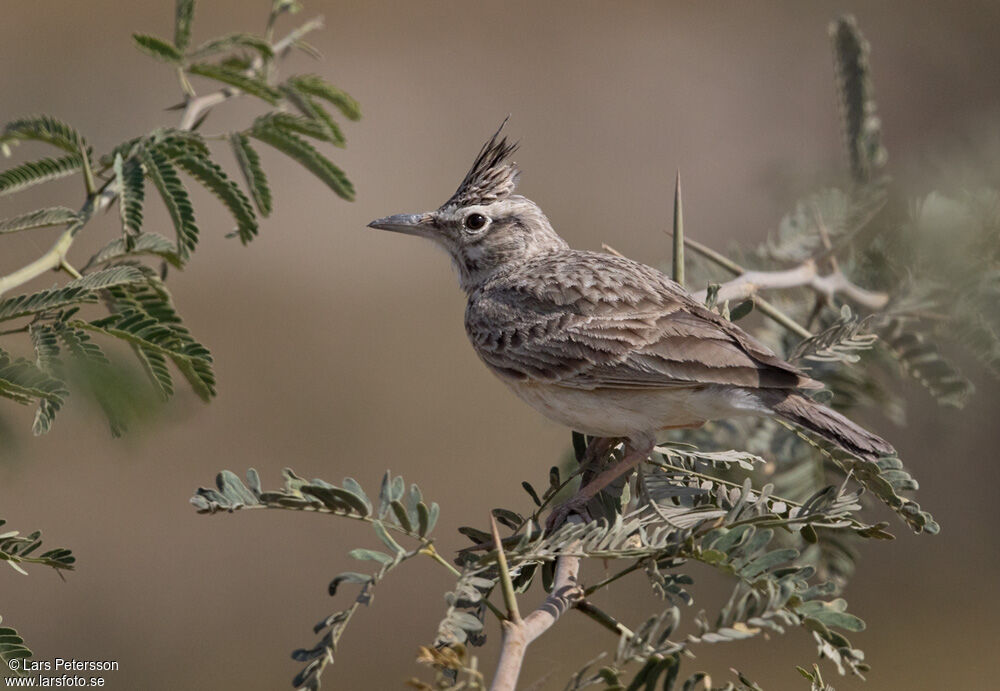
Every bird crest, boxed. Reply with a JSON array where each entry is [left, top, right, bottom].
[[445, 118, 519, 208]]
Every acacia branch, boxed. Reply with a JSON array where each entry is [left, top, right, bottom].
[[490, 520, 585, 691], [179, 16, 323, 130], [0, 20, 321, 298], [694, 258, 888, 311], [0, 190, 113, 297], [679, 235, 889, 311]]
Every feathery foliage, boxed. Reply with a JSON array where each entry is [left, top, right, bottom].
[[0, 520, 75, 677], [0, 518, 75, 576], [230, 133, 272, 216], [1, 0, 358, 432], [251, 114, 355, 200], [174, 0, 196, 51], [133, 33, 184, 63], [114, 153, 145, 245], [193, 469, 441, 690], [0, 115, 90, 157], [187, 62, 283, 104], [0, 155, 83, 197], [0, 207, 78, 235]]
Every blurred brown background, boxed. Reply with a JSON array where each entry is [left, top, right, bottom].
[[2, 1, 999, 689]]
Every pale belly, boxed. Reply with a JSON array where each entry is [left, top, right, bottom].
[[503, 379, 769, 438]]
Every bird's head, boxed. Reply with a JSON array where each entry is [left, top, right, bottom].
[[368, 119, 567, 291]]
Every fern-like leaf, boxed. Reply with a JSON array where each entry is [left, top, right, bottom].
[[189, 33, 274, 60], [141, 146, 198, 260], [0, 347, 66, 409], [230, 133, 272, 216], [881, 318, 974, 407], [279, 87, 346, 147], [262, 111, 342, 146], [0, 617, 32, 672], [0, 115, 89, 156], [113, 153, 145, 245], [133, 33, 184, 63], [0, 155, 83, 196], [790, 306, 880, 364], [174, 0, 196, 51], [28, 324, 63, 435], [186, 63, 282, 104], [0, 207, 78, 235], [251, 116, 354, 200], [89, 233, 181, 269], [0, 519, 76, 574], [830, 16, 886, 184], [286, 74, 361, 121], [172, 151, 258, 243], [88, 280, 214, 400], [0, 265, 148, 323]]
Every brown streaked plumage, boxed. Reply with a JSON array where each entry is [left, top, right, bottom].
[[368, 121, 894, 528]]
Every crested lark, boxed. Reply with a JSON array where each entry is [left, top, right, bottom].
[[368, 122, 893, 529]]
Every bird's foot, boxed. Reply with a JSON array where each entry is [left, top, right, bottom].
[[545, 496, 590, 533]]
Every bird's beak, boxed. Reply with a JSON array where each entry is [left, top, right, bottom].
[[367, 213, 435, 238]]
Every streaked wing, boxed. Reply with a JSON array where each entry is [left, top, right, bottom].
[[465, 251, 818, 391]]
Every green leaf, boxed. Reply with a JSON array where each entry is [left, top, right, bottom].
[[0, 155, 83, 196], [132, 34, 184, 63], [371, 520, 404, 556], [113, 153, 145, 243], [230, 133, 271, 217], [0, 115, 89, 155], [0, 619, 32, 672], [0, 207, 78, 234], [89, 233, 181, 269], [186, 63, 282, 104], [28, 325, 64, 435], [328, 571, 372, 596], [174, 0, 196, 50], [830, 16, 886, 184], [739, 548, 798, 579], [347, 548, 392, 565], [84, 279, 215, 401], [729, 299, 754, 321], [250, 116, 354, 200], [0, 347, 66, 409], [390, 500, 412, 532], [341, 478, 372, 514], [172, 151, 258, 243], [0, 265, 148, 322], [278, 87, 346, 147], [140, 146, 198, 260], [287, 74, 361, 121], [189, 33, 274, 60], [147, 127, 211, 159]]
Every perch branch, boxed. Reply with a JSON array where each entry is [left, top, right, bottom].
[[490, 521, 585, 691]]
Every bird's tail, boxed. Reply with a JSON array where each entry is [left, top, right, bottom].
[[764, 392, 895, 462]]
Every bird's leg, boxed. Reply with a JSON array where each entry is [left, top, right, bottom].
[[547, 434, 655, 532], [578, 436, 618, 484]]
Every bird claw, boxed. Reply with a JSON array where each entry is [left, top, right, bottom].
[[545, 496, 590, 532]]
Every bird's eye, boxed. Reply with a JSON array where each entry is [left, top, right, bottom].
[[464, 213, 488, 231]]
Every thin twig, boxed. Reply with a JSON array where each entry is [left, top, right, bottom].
[[672, 171, 684, 286], [490, 514, 521, 624]]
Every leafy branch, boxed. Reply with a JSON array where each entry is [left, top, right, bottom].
[[0, 0, 359, 435], [0, 520, 76, 674]]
